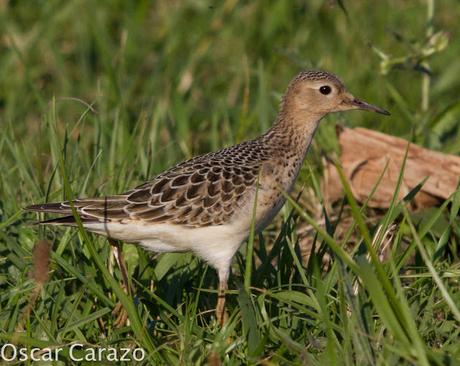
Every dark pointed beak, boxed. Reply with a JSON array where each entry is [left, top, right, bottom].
[[351, 98, 390, 116]]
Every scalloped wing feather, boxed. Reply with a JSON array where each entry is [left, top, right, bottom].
[[25, 141, 268, 228]]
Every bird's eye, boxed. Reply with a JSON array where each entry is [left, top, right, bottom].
[[319, 85, 332, 95]]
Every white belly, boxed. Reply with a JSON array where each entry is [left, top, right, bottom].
[[83, 221, 247, 271]]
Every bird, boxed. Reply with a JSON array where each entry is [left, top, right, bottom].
[[25, 70, 390, 325]]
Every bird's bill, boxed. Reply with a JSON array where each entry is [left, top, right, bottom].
[[349, 97, 390, 116]]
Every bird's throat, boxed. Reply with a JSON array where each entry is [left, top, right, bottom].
[[265, 110, 323, 160]]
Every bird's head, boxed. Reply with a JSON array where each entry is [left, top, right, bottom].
[[284, 70, 390, 117]]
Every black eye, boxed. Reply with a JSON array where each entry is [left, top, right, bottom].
[[319, 85, 332, 95]]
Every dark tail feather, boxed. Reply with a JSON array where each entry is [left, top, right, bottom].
[[26, 202, 101, 226], [24, 202, 72, 214], [36, 216, 100, 226], [38, 216, 78, 225]]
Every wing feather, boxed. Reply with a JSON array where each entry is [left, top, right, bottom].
[[26, 141, 264, 227]]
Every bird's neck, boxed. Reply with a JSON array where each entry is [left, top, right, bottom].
[[262, 101, 324, 159]]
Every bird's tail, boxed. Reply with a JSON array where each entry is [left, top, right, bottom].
[[25, 202, 96, 225], [25, 202, 73, 214]]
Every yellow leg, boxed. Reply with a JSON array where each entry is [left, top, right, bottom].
[[216, 269, 229, 326]]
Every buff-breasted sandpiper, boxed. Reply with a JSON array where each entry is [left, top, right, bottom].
[[26, 70, 390, 325]]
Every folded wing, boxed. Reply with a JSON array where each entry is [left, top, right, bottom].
[[25, 151, 260, 228]]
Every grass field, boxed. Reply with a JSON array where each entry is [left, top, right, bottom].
[[1, 1, 460, 364]]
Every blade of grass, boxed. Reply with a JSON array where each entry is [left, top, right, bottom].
[[403, 206, 460, 323], [281, 190, 359, 273], [244, 172, 260, 292]]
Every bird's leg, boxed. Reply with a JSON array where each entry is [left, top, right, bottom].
[[108, 238, 131, 327], [216, 268, 229, 326]]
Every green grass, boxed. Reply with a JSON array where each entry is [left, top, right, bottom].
[[1, 1, 460, 364]]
